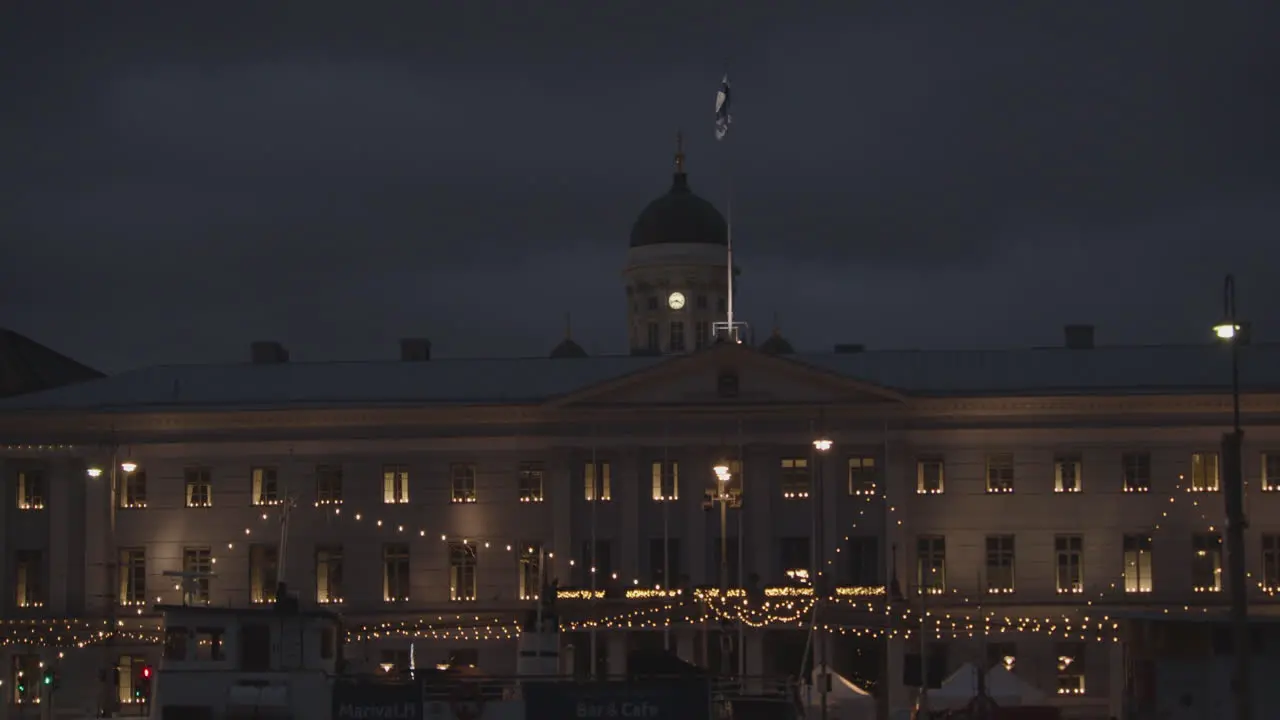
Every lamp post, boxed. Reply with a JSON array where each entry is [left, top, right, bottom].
[[712, 464, 733, 678], [812, 437, 832, 720], [87, 452, 131, 717], [1214, 274, 1251, 720]]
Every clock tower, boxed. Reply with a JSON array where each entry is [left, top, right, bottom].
[[623, 133, 732, 355]]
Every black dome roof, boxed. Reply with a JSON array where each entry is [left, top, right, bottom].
[[629, 139, 727, 248], [549, 337, 588, 359]]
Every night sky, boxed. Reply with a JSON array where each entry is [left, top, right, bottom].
[[3, 2, 1278, 373]]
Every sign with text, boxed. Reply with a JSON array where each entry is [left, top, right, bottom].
[[523, 680, 710, 720], [333, 679, 421, 719]]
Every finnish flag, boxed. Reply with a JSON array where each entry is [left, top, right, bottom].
[[714, 74, 731, 140]]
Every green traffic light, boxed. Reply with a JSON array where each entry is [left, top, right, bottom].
[[17, 683, 25, 694]]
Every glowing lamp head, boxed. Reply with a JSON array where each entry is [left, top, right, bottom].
[[712, 464, 730, 481], [1214, 323, 1239, 340], [121, 462, 138, 473], [813, 438, 833, 452], [86, 467, 103, 478]]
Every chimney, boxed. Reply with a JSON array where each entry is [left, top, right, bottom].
[[1064, 324, 1094, 350], [400, 338, 432, 362], [250, 341, 290, 364], [833, 343, 865, 354]]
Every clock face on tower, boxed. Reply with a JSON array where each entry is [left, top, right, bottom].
[[667, 292, 686, 310]]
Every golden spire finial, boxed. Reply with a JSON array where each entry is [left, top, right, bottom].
[[674, 130, 685, 173]]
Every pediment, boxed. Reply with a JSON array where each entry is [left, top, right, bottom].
[[544, 344, 905, 408]]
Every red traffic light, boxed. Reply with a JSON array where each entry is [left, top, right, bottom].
[[141, 666, 152, 679]]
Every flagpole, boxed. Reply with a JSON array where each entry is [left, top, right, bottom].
[[589, 429, 598, 679], [715, 73, 737, 343], [663, 428, 671, 651]]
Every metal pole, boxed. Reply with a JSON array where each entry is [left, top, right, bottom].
[[918, 579, 929, 715], [720, 489, 729, 677], [737, 418, 746, 678], [1223, 274, 1251, 720], [663, 437, 671, 651], [589, 435, 599, 679], [815, 446, 828, 720], [101, 446, 119, 717]]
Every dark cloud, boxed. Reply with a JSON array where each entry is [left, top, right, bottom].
[[2, 1, 1279, 371]]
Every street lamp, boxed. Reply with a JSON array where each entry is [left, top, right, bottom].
[[710, 463, 736, 677], [120, 462, 137, 473], [811, 437, 832, 720], [86, 467, 103, 479], [1215, 274, 1252, 720]]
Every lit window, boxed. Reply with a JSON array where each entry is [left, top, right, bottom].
[[248, 544, 278, 604], [316, 546, 344, 604], [251, 467, 278, 506], [984, 535, 1015, 594], [316, 465, 343, 505], [450, 463, 476, 504], [1054, 455, 1081, 493], [118, 548, 147, 606], [1190, 452, 1220, 492], [1123, 534, 1152, 593], [182, 547, 212, 604], [1055, 536, 1083, 594], [518, 462, 544, 503], [916, 458, 944, 494], [985, 454, 1015, 493], [382, 465, 409, 504], [1191, 533, 1223, 592], [651, 460, 678, 501], [1264, 454, 1280, 492], [121, 469, 147, 508], [14, 550, 44, 608], [916, 536, 946, 594], [1055, 643, 1086, 695], [16, 470, 45, 510], [847, 457, 877, 495], [1122, 452, 1150, 492], [519, 543, 542, 600], [383, 544, 410, 602], [1262, 535, 1280, 592], [184, 467, 212, 508], [779, 457, 809, 499], [449, 543, 476, 602], [584, 462, 611, 502]]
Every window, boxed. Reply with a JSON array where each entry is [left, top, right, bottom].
[[646, 322, 659, 352], [986, 454, 1015, 493], [1054, 455, 1081, 493], [121, 468, 147, 508], [847, 457, 877, 495], [652, 460, 679, 501], [11, 653, 40, 704], [451, 463, 477, 503], [14, 550, 44, 608], [670, 321, 686, 351], [780, 457, 809, 499], [448, 542, 476, 602], [384, 543, 410, 602], [1055, 536, 1084, 594], [846, 536, 879, 586], [648, 538, 681, 588], [115, 654, 148, 705], [316, 546, 344, 604], [518, 462, 545, 503], [251, 467, 279, 506], [1190, 452, 1220, 492], [1191, 532, 1223, 592], [985, 535, 1015, 593], [182, 547, 212, 604], [695, 321, 710, 349], [1123, 534, 1153, 593], [579, 540, 614, 586], [1055, 643, 1086, 695], [184, 467, 212, 507], [780, 537, 810, 584], [16, 469, 45, 510], [164, 627, 188, 661], [1264, 454, 1280, 492], [383, 464, 409, 504], [119, 548, 146, 605], [916, 457, 944, 494], [249, 544, 278, 604], [316, 464, 343, 505], [917, 536, 946, 593], [584, 461, 611, 501], [519, 543, 543, 600], [1263, 535, 1280, 591], [1122, 452, 1150, 492], [194, 628, 225, 661]]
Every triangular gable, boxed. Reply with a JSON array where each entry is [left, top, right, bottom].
[[543, 342, 905, 408]]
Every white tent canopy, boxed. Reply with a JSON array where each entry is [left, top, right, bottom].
[[806, 664, 876, 720], [924, 662, 1046, 711]]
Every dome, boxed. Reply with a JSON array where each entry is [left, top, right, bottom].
[[549, 337, 588, 359], [759, 330, 795, 355], [629, 135, 728, 248]]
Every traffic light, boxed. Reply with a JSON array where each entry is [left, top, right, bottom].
[[42, 669, 53, 686], [16, 679, 25, 695], [136, 665, 152, 701]]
